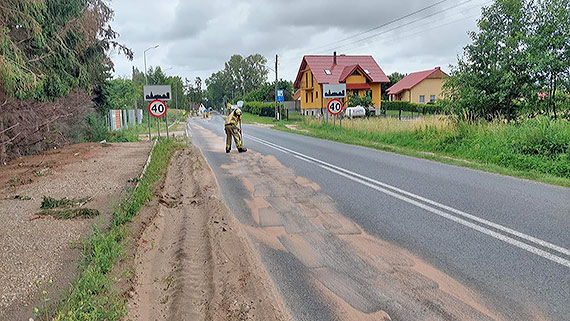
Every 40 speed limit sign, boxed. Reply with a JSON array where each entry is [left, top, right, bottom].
[[327, 99, 343, 115], [148, 99, 167, 118]]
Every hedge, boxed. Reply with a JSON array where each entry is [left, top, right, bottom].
[[241, 101, 286, 118], [382, 101, 443, 114]]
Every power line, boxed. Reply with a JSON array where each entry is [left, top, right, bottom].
[[316, 0, 475, 54], [301, 0, 449, 54], [348, 11, 485, 54], [340, 1, 491, 53], [279, 0, 477, 64]]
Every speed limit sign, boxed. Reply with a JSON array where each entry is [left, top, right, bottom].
[[327, 99, 343, 115], [148, 99, 167, 118]]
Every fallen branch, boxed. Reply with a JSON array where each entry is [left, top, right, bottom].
[[0, 122, 20, 135], [0, 131, 22, 146]]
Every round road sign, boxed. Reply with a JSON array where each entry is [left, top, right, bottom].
[[327, 99, 343, 115], [148, 99, 167, 118]]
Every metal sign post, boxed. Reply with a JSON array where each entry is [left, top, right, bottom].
[[326, 99, 329, 134], [157, 118, 161, 139], [148, 99, 167, 140], [327, 99, 343, 133]]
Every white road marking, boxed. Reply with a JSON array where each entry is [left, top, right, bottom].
[[245, 134, 570, 269]]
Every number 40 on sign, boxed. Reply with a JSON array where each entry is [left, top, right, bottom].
[[148, 99, 167, 118]]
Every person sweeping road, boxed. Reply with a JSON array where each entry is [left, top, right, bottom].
[[225, 108, 247, 153]]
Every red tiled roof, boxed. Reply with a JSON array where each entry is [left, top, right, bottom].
[[387, 67, 448, 95], [346, 83, 371, 90], [294, 55, 389, 88]]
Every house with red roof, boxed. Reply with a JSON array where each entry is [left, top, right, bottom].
[[387, 67, 448, 104], [293, 52, 389, 116]]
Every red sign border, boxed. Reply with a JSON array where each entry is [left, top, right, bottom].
[[148, 99, 167, 118], [327, 98, 343, 115]]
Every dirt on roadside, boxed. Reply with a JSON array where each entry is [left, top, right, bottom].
[[0, 141, 152, 320], [125, 144, 291, 321]]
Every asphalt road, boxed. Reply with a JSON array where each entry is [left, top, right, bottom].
[[187, 115, 570, 321]]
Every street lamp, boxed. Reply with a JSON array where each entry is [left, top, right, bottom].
[[143, 44, 159, 140], [144, 45, 159, 85]]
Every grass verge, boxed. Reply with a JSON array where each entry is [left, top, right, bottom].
[[50, 138, 185, 321]]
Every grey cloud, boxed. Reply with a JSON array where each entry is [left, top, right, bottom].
[[111, 0, 482, 83]]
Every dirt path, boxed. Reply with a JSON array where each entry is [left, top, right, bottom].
[[0, 142, 152, 320], [126, 145, 291, 321]]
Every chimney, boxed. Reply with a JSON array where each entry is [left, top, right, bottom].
[[333, 51, 337, 65]]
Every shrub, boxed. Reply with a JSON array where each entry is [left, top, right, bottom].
[[85, 113, 110, 142], [241, 101, 286, 118]]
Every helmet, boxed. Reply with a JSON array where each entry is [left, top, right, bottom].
[[235, 108, 242, 116]]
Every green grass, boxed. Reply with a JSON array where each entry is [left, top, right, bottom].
[[273, 116, 570, 187], [41, 196, 91, 209], [51, 138, 185, 321], [38, 208, 100, 219]]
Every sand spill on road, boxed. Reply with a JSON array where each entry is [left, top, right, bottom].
[[190, 124, 548, 320]]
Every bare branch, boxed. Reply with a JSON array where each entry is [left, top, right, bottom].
[[0, 122, 19, 135]]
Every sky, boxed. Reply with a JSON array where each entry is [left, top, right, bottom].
[[108, 0, 490, 84]]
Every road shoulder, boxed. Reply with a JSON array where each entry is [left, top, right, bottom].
[[125, 143, 291, 321]]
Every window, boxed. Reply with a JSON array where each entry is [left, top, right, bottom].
[[430, 95, 436, 103], [419, 95, 425, 103], [324, 69, 331, 75], [311, 92, 314, 103], [305, 92, 308, 103], [352, 90, 359, 96], [305, 74, 308, 87], [316, 91, 319, 99], [351, 70, 361, 76]]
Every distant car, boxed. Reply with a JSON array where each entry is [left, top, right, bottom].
[[345, 106, 366, 118]]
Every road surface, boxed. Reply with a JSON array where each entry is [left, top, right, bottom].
[[187, 115, 570, 321]]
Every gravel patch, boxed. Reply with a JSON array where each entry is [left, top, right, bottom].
[[0, 142, 152, 319]]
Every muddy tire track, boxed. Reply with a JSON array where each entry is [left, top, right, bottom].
[[126, 145, 291, 321]]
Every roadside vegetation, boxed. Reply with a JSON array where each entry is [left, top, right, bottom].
[[49, 138, 184, 321]]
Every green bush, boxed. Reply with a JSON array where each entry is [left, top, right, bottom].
[[85, 113, 110, 142], [241, 101, 286, 118]]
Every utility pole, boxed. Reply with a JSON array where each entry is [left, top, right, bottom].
[[275, 54, 279, 120]]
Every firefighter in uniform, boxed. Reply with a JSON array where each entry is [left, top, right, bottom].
[[225, 108, 247, 153]]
